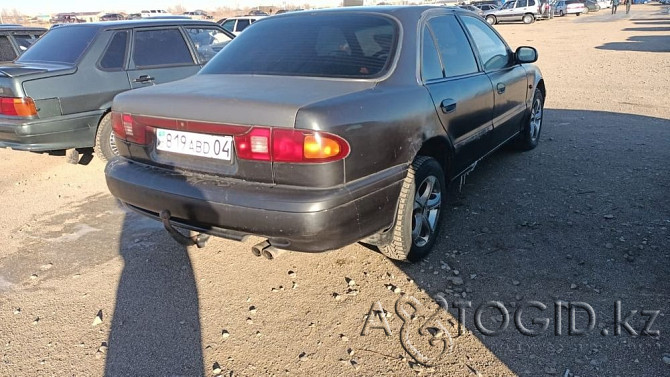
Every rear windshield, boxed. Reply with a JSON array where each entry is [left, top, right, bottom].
[[17, 26, 97, 64], [201, 13, 398, 78]]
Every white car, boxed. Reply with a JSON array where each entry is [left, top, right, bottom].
[[140, 10, 172, 18], [565, 0, 586, 15], [219, 16, 267, 35], [595, 0, 611, 8]]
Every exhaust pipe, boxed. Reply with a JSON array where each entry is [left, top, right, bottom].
[[261, 246, 286, 260], [251, 240, 270, 257]]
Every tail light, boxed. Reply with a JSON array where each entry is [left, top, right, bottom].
[[235, 127, 349, 163], [111, 111, 147, 144], [0, 97, 38, 117]]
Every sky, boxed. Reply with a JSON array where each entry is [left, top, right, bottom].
[[3, 0, 342, 16]]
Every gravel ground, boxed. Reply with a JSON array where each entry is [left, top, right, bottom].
[[0, 5, 668, 376]]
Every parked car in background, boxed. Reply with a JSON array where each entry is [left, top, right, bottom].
[[183, 10, 213, 20], [140, 10, 171, 18], [459, 4, 485, 15], [51, 14, 85, 24], [126, 13, 142, 20], [0, 20, 234, 161], [0, 25, 46, 63], [219, 16, 267, 35], [565, 0, 586, 14], [583, 0, 601, 12], [595, 0, 611, 8], [475, 3, 501, 11], [484, 0, 542, 24], [472, 0, 504, 8], [105, 6, 545, 262], [100, 13, 125, 21], [554, 0, 568, 15]]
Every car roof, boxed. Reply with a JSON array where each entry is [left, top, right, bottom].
[[48, 19, 221, 30], [0, 25, 47, 32], [270, 5, 469, 19]]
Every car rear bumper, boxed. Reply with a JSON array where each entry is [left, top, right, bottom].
[[105, 158, 406, 252], [0, 110, 102, 151]]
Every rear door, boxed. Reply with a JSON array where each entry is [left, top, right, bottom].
[[126, 27, 200, 89], [460, 15, 528, 149], [422, 15, 494, 174]]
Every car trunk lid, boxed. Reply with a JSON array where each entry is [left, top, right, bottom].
[[113, 74, 375, 182]]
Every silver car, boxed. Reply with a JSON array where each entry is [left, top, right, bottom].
[[484, 0, 542, 24]]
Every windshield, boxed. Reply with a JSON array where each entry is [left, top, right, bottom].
[[201, 13, 398, 79], [17, 26, 97, 64]]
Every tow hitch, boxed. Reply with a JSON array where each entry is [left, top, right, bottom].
[[159, 210, 210, 248]]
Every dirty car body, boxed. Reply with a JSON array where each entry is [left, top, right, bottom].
[[106, 6, 545, 260]]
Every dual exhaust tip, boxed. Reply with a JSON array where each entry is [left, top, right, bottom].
[[252, 240, 286, 260]]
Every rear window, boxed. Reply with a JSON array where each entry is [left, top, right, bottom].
[[201, 14, 398, 78], [17, 26, 97, 64]]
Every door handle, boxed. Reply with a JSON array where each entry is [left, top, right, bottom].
[[496, 83, 506, 94], [440, 99, 457, 114], [133, 75, 155, 84]]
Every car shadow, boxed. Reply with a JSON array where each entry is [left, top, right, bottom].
[[622, 26, 670, 31], [391, 109, 670, 375], [104, 170, 217, 375], [596, 35, 670, 52]]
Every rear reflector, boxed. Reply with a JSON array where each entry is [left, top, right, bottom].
[[0, 97, 37, 117], [111, 111, 147, 145]]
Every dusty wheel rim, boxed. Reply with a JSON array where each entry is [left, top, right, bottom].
[[529, 96, 543, 141], [486, 16, 495, 24], [412, 175, 441, 248], [109, 130, 119, 156]]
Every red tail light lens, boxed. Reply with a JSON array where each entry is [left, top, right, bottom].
[[0, 97, 38, 117], [110, 111, 148, 145], [235, 127, 349, 163]]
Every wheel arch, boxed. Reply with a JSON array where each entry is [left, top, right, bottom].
[[416, 135, 455, 181]]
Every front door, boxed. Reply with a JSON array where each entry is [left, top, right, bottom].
[[422, 15, 495, 175], [460, 15, 529, 148]]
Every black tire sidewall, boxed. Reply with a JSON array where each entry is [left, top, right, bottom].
[[95, 113, 116, 161]]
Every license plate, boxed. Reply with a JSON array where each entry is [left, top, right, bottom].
[[156, 128, 233, 161]]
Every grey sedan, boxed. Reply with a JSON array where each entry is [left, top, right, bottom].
[[106, 6, 545, 262]]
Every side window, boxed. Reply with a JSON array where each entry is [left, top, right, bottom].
[[0, 36, 17, 61], [529, 0, 536, 6], [428, 16, 478, 78], [221, 19, 236, 33], [516, 0, 527, 7], [236, 19, 251, 32], [460, 16, 510, 71], [99, 31, 128, 70], [132, 29, 193, 67], [185, 28, 233, 63], [422, 27, 443, 81]]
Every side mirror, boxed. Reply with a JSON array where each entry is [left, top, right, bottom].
[[515, 46, 538, 63]]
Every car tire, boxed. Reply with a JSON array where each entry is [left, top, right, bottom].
[[94, 113, 118, 162], [378, 156, 445, 262], [516, 88, 544, 151], [559, 10, 565, 16], [576, 12, 581, 15], [522, 14, 535, 24], [486, 15, 497, 25]]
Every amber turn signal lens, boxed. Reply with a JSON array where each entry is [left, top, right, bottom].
[[304, 134, 341, 159]]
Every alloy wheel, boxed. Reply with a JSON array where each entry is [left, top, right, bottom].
[[412, 175, 441, 248]]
